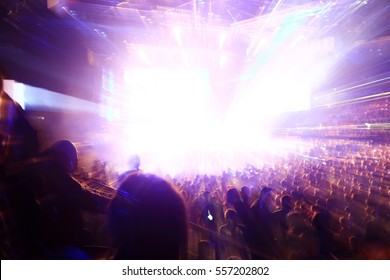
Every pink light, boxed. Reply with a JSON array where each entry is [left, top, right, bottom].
[[254, 37, 268, 55], [219, 55, 227, 69], [219, 32, 226, 49], [137, 49, 152, 65], [173, 27, 183, 46]]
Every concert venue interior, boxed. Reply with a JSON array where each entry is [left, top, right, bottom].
[[0, 0, 389, 260]]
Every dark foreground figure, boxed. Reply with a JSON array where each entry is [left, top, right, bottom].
[[108, 173, 188, 259]]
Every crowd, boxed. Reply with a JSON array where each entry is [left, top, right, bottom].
[[176, 138, 390, 260], [1, 74, 389, 260], [274, 97, 390, 142], [279, 97, 390, 128]]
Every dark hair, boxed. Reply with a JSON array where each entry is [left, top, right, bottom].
[[225, 208, 237, 221], [226, 188, 241, 205], [42, 140, 78, 173], [108, 173, 188, 259], [281, 194, 292, 209]]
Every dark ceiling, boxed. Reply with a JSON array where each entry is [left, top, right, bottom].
[[0, 0, 389, 101]]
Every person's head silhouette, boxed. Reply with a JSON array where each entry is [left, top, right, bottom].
[[128, 154, 140, 171], [108, 173, 188, 259], [42, 140, 78, 173]]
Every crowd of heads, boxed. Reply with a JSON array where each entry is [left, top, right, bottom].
[[171, 137, 389, 260], [277, 97, 390, 142], [0, 73, 389, 259]]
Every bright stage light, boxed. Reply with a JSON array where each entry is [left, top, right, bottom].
[[108, 67, 214, 174], [137, 49, 152, 66], [105, 65, 291, 176], [173, 27, 183, 46], [219, 55, 227, 69], [3, 80, 26, 109], [219, 32, 226, 50], [123, 67, 210, 122], [104, 35, 332, 175], [98, 2, 344, 176]]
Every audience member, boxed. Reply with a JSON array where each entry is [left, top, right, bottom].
[[108, 173, 188, 259]]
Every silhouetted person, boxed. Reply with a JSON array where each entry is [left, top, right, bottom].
[[219, 209, 249, 260], [199, 191, 217, 237], [31, 140, 109, 257], [240, 185, 251, 206], [0, 72, 41, 258], [226, 187, 270, 259], [108, 173, 188, 259], [285, 211, 320, 259], [250, 186, 278, 258], [272, 194, 293, 232], [117, 154, 142, 184], [311, 212, 337, 259], [271, 194, 293, 249], [226, 187, 251, 226], [196, 240, 213, 260]]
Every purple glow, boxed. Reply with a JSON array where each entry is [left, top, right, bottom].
[[44, 0, 384, 176], [99, 63, 314, 176]]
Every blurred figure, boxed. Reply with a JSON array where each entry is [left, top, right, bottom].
[[198, 191, 217, 242], [272, 194, 293, 233], [117, 154, 141, 184], [29, 140, 109, 258], [271, 194, 293, 249], [0, 72, 40, 258], [240, 185, 251, 206], [285, 211, 320, 259], [127, 154, 141, 171], [218, 209, 250, 260], [108, 173, 188, 259], [250, 186, 278, 259], [196, 240, 213, 260], [311, 212, 337, 259], [225, 187, 263, 258], [226, 187, 250, 225]]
